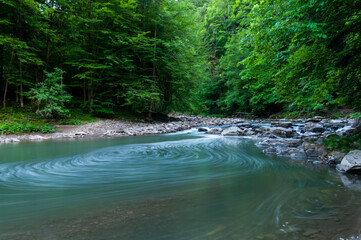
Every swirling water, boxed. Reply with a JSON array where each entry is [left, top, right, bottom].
[[0, 131, 361, 240]]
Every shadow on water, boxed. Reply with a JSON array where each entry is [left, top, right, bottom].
[[0, 132, 361, 239]]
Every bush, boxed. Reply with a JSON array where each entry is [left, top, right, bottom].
[[323, 133, 361, 152], [348, 112, 361, 119], [28, 68, 72, 118], [0, 122, 55, 134]]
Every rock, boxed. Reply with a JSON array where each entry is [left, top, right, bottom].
[[336, 126, 355, 136], [269, 127, 295, 138], [337, 150, 361, 173], [257, 139, 302, 148], [198, 127, 209, 132], [322, 131, 333, 138], [74, 132, 87, 136], [236, 123, 253, 128], [221, 126, 243, 136], [306, 116, 323, 122], [263, 147, 277, 154], [303, 122, 325, 133], [104, 130, 119, 136], [3, 138, 20, 144], [302, 132, 322, 137], [206, 127, 222, 134], [278, 147, 306, 158], [352, 117, 361, 133], [272, 122, 293, 128], [301, 132, 322, 142], [302, 142, 328, 159], [336, 118, 361, 136], [303, 229, 320, 237], [245, 130, 255, 136], [330, 119, 346, 124], [327, 151, 346, 165], [28, 135, 44, 141]]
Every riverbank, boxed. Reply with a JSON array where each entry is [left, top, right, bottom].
[[0, 116, 357, 163], [1, 115, 358, 166], [0, 115, 246, 143]]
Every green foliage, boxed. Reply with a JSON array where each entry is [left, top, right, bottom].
[[28, 68, 72, 118], [196, 0, 361, 116], [90, 98, 115, 118], [323, 134, 361, 153], [1, 0, 361, 117], [0, 122, 55, 134], [0, 106, 55, 134], [348, 112, 361, 119], [330, 112, 344, 119], [57, 120, 83, 125]]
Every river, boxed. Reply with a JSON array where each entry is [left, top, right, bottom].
[[0, 130, 360, 239]]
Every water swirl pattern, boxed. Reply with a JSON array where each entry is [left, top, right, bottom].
[[0, 131, 360, 239]]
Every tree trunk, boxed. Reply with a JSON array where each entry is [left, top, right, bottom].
[[83, 79, 87, 102], [0, 45, 4, 93], [19, 56, 23, 108], [42, 36, 51, 82], [86, 0, 94, 111], [149, 21, 158, 118], [42, 0, 54, 82], [3, 49, 15, 108], [15, 85, 19, 103], [88, 87, 94, 110], [35, 65, 39, 86]]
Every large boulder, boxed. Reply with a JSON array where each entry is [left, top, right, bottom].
[[221, 126, 243, 136], [337, 150, 361, 173]]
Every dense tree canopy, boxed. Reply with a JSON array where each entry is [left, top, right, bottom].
[[1, 0, 360, 117], [198, 0, 361, 115]]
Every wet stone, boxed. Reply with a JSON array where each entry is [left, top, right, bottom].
[[303, 229, 320, 237]]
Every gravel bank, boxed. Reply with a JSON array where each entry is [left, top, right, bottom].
[[0, 115, 245, 143]]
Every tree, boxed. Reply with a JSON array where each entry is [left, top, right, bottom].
[[28, 68, 71, 118]]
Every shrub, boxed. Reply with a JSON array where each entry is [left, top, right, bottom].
[[323, 133, 361, 152], [28, 68, 72, 118], [0, 122, 55, 134]]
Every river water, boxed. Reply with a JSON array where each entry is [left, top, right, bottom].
[[0, 130, 360, 240]]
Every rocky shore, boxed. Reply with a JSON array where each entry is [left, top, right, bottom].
[[2, 115, 361, 172], [197, 116, 361, 172], [1, 116, 359, 160], [1, 115, 361, 239], [0, 115, 361, 171], [0, 115, 245, 143]]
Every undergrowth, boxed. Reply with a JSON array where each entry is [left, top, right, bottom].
[[323, 133, 361, 153]]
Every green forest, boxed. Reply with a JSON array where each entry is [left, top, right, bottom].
[[1, 0, 361, 119]]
